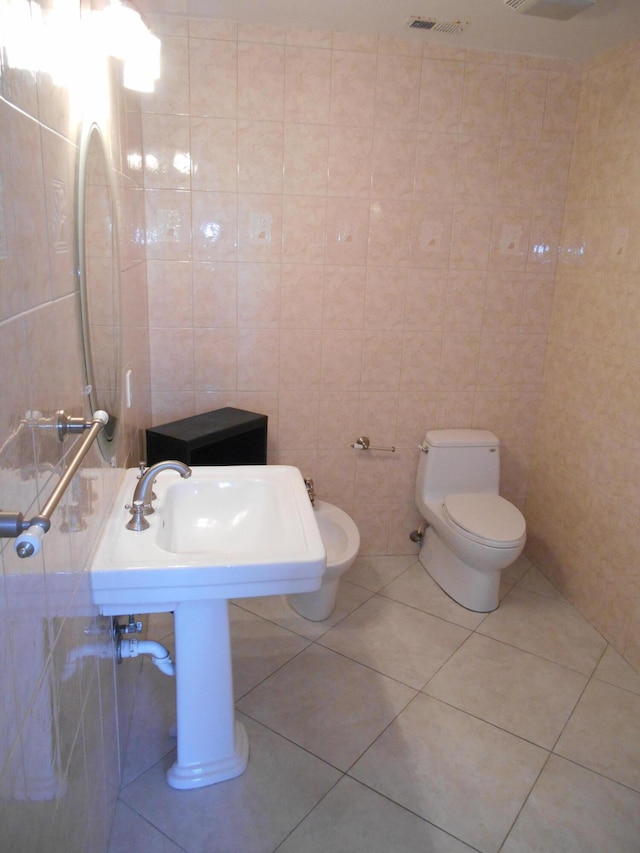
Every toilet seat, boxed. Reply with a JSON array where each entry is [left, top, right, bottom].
[[443, 493, 525, 548]]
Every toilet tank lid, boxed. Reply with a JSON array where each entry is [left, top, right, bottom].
[[425, 429, 499, 447]]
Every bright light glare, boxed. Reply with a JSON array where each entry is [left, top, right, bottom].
[[123, 31, 160, 92], [103, 1, 161, 92], [1, 0, 44, 73], [173, 152, 191, 176], [0, 0, 160, 96]]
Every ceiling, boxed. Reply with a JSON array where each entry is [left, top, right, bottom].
[[159, 0, 640, 62]]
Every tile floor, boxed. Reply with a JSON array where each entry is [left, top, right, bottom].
[[107, 555, 640, 853]]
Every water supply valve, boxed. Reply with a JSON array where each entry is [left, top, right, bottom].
[[113, 614, 143, 638]]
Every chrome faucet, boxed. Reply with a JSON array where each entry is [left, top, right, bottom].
[[126, 460, 192, 531]]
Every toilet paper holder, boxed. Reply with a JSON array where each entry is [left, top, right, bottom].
[[351, 436, 396, 453]]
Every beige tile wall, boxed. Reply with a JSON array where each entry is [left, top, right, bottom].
[[143, 16, 580, 555], [526, 39, 640, 672], [0, 1, 150, 847]]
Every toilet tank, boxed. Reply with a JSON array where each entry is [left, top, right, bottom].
[[416, 429, 500, 504]]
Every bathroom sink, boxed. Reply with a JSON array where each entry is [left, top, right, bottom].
[[90, 463, 325, 791], [90, 464, 326, 611]]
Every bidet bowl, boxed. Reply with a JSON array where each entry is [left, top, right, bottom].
[[287, 500, 360, 621], [90, 465, 326, 613]]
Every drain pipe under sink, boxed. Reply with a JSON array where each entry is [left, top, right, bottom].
[[118, 637, 175, 676]]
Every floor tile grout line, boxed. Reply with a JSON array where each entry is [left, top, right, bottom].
[[270, 774, 346, 853], [496, 749, 554, 853], [417, 628, 476, 692], [466, 627, 603, 678], [337, 773, 487, 853], [501, 574, 613, 646], [113, 792, 188, 851], [547, 644, 607, 754], [377, 585, 486, 632], [236, 708, 352, 775], [548, 752, 640, 796], [414, 691, 557, 753], [118, 743, 177, 796], [234, 639, 313, 702], [591, 670, 640, 698], [308, 636, 423, 690]]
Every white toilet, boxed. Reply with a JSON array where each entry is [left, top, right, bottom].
[[287, 501, 360, 621], [414, 429, 526, 612]]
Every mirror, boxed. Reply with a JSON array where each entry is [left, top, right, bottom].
[[77, 122, 120, 458]]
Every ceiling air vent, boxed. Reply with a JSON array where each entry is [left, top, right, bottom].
[[504, 0, 596, 20], [407, 16, 469, 34]]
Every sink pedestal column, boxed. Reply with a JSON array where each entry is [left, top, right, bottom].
[[167, 599, 248, 790]]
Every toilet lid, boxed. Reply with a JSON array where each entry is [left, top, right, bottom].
[[444, 493, 526, 546]]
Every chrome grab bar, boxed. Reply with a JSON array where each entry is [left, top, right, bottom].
[[0, 410, 109, 558]]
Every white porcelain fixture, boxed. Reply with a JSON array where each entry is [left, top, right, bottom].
[[287, 500, 360, 621], [90, 465, 326, 790], [415, 429, 526, 612]]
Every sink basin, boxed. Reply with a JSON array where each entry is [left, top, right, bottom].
[[89, 464, 326, 791], [90, 465, 326, 611], [158, 476, 307, 556]]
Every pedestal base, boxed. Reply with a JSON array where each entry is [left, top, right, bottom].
[[167, 721, 248, 790], [167, 599, 248, 790]]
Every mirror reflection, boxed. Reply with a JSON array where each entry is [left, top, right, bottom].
[[77, 123, 120, 457]]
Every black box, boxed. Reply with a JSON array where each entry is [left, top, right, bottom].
[[145, 407, 268, 467]]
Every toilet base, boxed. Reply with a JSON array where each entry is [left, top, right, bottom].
[[287, 577, 340, 621], [419, 528, 500, 612]]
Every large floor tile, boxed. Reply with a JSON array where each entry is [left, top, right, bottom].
[[516, 565, 565, 600], [554, 679, 640, 791], [230, 605, 310, 699], [424, 633, 588, 748], [233, 580, 373, 641], [277, 776, 476, 853], [502, 755, 640, 853], [350, 694, 547, 853], [120, 654, 177, 787], [343, 555, 417, 592], [478, 587, 607, 674], [381, 562, 487, 630], [237, 644, 415, 770], [318, 595, 470, 688], [593, 645, 640, 695], [498, 554, 531, 598], [120, 715, 341, 853], [108, 801, 183, 853]]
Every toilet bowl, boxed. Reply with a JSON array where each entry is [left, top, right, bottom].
[[287, 501, 360, 621], [414, 429, 526, 612]]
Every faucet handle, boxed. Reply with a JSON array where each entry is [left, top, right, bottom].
[[125, 500, 149, 531]]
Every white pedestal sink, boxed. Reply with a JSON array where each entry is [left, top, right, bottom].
[[90, 465, 325, 789]]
